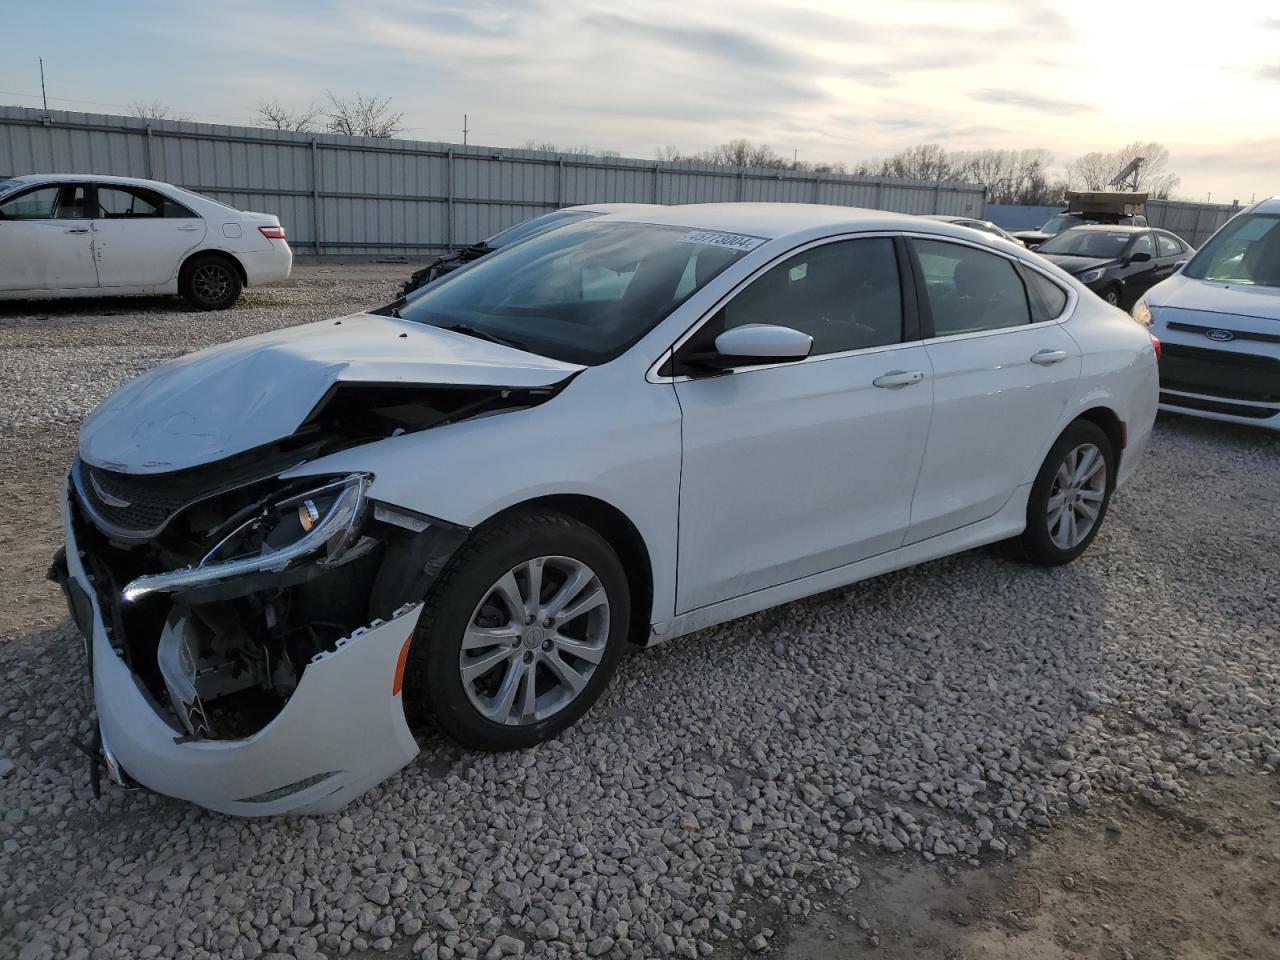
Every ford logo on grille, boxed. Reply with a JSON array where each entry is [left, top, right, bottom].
[[1205, 329, 1234, 342]]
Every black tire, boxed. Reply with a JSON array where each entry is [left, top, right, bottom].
[[179, 254, 243, 310], [1019, 420, 1116, 566], [407, 509, 630, 751], [1102, 286, 1122, 307]]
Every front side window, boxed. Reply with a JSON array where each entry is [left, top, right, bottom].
[[914, 239, 1031, 336], [707, 237, 904, 356], [1037, 230, 1131, 259], [1156, 233, 1184, 257], [1184, 213, 1280, 288], [1128, 233, 1156, 258], [394, 221, 750, 365], [95, 185, 196, 219], [0, 184, 90, 220]]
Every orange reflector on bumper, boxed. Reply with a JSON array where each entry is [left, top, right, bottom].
[[392, 633, 413, 696]]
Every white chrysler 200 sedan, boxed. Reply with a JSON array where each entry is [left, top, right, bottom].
[[53, 204, 1159, 815], [0, 174, 291, 309]]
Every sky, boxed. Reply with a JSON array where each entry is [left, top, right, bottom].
[[2, 0, 1277, 203]]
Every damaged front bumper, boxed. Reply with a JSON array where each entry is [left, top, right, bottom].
[[58, 488, 426, 816]]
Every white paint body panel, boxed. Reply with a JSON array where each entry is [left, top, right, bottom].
[[68, 203, 1159, 813], [0, 173, 291, 300]]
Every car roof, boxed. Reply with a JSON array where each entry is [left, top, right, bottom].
[[3, 172, 182, 191], [1247, 197, 1280, 214], [1063, 224, 1150, 233], [568, 202, 667, 215], [594, 202, 979, 241], [920, 214, 975, 223]]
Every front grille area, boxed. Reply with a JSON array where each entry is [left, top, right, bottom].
[[1160, 392, 1279, 419], [1159, 343, 1280, 403], [76, 459, 208, 535]]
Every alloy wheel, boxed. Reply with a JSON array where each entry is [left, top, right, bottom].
[[1046, 442, 1107, 550], [192, 264, 232, 303], [459, 556, 610, 725]]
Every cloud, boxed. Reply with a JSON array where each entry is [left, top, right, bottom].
[[970, 88, 1087, 115], [1260, 65, 1280, 83]]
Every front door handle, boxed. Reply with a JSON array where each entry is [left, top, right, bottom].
[[65, 226, 90, 234], [1031, 349, 1068, 366], [873, 370, 924, 388]]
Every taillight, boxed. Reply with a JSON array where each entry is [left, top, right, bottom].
[[258, 224, 287, 240], [1150, 334, 1161, 360]]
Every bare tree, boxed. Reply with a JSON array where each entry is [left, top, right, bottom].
[[128, 100, 191, 122], [323, 92, 404, 139], [522, 140, 620, 157], [1066, 142, 1180, 198], [257, 99, 321, 132]]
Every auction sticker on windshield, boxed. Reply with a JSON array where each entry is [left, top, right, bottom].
[[678, 230, 766, 252]]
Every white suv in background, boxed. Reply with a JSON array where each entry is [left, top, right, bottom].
[[1133, 197, 1280, 430], [0, 174, 291, 309]]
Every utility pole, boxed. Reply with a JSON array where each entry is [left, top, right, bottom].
[[462, 114, 469, 146], [38, 57, 48, 110]]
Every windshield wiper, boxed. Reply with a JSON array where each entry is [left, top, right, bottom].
[[441, 323, 528, 352]]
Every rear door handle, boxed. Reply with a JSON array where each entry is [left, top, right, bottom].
[[177, 224, 201, 232], [1031, 349, 1068, 366], [872, 370, 924, 388], [65, 227, 90, 234]]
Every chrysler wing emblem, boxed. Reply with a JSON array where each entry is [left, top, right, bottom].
[[90, 473, 132, 508]]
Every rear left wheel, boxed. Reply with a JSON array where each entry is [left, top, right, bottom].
[[180, 254, 242, 310], [1019, 420, 1115, 566]]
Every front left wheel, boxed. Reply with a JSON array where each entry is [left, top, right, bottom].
[[408, 510, 631, 751]]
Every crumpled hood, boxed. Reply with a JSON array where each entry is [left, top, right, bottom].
[[80, 313, 583, 474], [1148, 272, 1280, 321]]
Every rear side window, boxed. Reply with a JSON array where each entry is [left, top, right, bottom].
[[714, 237, 904, 356], [913, 239, 1031, 336], [1022, 268, 1069, 321], [96, 185, 196, 219], [1156, 233, 1184, 257]]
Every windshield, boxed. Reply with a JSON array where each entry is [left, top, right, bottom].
[[487, 209, 602, 248], [1038, 215, 1080, 235], [395, 220, 754, 365], [1183, 213, 1280, 288], [1038, 230, 1131, 259]]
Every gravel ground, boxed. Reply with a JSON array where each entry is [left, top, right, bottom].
[[1, 262, 1278, 960]]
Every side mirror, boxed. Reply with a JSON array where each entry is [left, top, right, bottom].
[[686, 324, 813, 371], [1128, 251, 1152, 263]]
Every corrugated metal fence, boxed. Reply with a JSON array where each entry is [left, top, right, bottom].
[[0, 106, 986, 255]]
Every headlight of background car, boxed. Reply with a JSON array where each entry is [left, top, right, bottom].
[[1131, 299, 1153, 327], [123, 474, 369, 602], [1078, 268, 1105, 285]]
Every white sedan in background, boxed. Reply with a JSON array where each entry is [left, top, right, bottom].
[[55, 203, 1158, 814], [0, 174, 291, 309]]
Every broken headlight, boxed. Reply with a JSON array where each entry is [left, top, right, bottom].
[[122, 475, 368, 602]]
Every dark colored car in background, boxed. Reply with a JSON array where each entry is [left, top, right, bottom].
[[1036, 225, 1192, 308], [402, 203, 663, 296], [1012, 210, 1149, 249]]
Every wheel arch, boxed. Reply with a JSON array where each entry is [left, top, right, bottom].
[[180, 248, 247, 285], [1074, 405, 1125, 473], [485, 494, 655, 647]]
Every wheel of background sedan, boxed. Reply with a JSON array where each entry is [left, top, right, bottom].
[[1019, 419, 1115, 566], [407, 509, 630, 751], [1102, 286, 1121, 307], [179, 253, 243, 310]]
